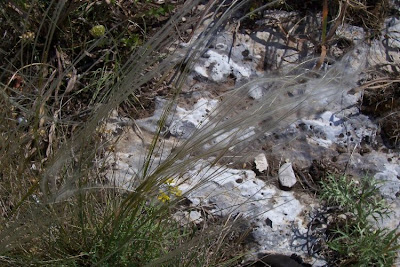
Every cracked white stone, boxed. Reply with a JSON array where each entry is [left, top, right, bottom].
[[254, 153, 268, 173], [194, 50, 251, 82], [278, 162, 297, 189], [176, 160, 307, 253]]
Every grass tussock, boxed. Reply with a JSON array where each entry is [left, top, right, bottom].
[[0, 0, 286, 265], [0, 0, 398, 266]]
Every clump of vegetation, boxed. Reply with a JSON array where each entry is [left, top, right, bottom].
[[282, 0, 391, 33], [360, 71, 400, 149], [0, 0, 280, 265], [1, 0, 398, 266], [319, 175, 399, 266]]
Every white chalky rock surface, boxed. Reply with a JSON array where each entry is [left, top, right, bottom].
[[248, 84, 264, 100], [387, 18, 400, 48], [365, 18, 400, 72], [136, 97, 218, 138], [173, 210, 203, 224], [177, 160, 310, 255], [336, 24, 365, 44], [169, 98, 218, 138], [194, 50, 251, 82], [374, 162, 400, 200], [203, 126, 256, 151], [298, 111, 378, 149]]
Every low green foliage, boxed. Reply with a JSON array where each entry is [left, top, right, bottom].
[[320, 175, 400, 266], [321, 175, 390, 222], [88, 201, 187, 266]]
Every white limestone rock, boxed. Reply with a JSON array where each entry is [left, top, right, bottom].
[[374, 163, 400, 200], [336, 24, 365, 44], [364, 18, 400, 72], [173, 210, 203, 225], [299, 111, 378, 149], [175, 160, 310, 257], [254, 153, 269, 173], [193, 50, 251, 83], [136, 97, 218, 138], [278, 162, 297, 189]]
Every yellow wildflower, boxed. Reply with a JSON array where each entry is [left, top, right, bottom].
[[157, 192, 170, 202], [169, 186, 182, 197], [165, 178, 175, 185]]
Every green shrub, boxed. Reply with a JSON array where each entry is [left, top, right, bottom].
[[320, 175, 400, 266]]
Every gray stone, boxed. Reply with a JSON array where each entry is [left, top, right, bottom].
[[360, 17, 400, 72], [173, 210, 203, 224], [336, 24, 365, 44], [298, 111, 378, 149], [374, 162, 400, 200], [136, 97, 218, 138], [279, 162, 297, 189], [135, 97, 172, 134], [248, 85, 264, 100], [168, 120, 196, 139], [189, 211, 202, 223]]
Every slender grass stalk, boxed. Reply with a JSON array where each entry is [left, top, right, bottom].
[[321, 0, 328, 45]]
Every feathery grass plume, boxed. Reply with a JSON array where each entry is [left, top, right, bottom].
[[141, 55, 362, 194], [0, 0, 366, 265]]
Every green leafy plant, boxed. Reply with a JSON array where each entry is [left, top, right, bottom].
[[121, 33, 142, 50], [320, 175, 400, 266], [146, 4, 173, 19]]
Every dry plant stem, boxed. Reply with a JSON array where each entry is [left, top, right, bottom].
[[321, 0, 328, 45], [315, 0, 348, 71], [325, 1, 348, 41], [355, 78, 400, 91], [314, 0, 329, 71]]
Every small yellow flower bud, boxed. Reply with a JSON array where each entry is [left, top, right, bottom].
[[90, 25, 106, 38], [20, 31, 35, 42], [157, 192, 170, 202]]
